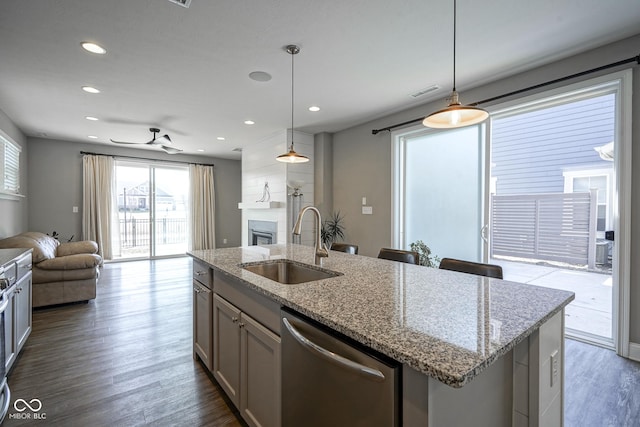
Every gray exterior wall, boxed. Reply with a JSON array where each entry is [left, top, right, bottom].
[[331, 34, 640, 344], [0, 107, 28, 238], [27, 138, 242, 248], [492, 94, 614, 195]]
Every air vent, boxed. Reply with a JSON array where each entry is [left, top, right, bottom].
[[168, 0, 191, 8], [410, 85, 439, 98]]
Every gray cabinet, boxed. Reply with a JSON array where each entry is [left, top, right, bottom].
[[3, 251, 32, 373], [192, 260, 213, 371], [213, 293, 281, 427]]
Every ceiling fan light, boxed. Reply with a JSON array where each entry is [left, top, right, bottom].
[[276, 147, 310, 163]]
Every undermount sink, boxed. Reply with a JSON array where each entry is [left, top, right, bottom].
[[241, 260, 342, 285]]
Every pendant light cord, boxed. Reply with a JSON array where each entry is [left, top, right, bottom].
[[452, 0, 457, 92], [291, 46, 295, 149]]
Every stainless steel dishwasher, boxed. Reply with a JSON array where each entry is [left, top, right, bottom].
[[281, 308, 399, 427]]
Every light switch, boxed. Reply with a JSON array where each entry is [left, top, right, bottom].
[[362, 197, 367, 205], [362, 206, 373, 215], [72, 206, 79, 213]]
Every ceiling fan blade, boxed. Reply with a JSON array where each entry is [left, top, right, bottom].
[[154, 134, 172, 145], [161, 145, 182, 154], [110, 139, 147, 145]]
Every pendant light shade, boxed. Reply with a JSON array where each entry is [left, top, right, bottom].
[[276, 45, 309, 163], [423, 0, 488, 129]]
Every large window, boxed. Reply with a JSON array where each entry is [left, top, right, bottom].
[[0, 132, 21, 198]]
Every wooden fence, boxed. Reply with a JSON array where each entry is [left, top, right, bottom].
[[490, 190, 597, 268]]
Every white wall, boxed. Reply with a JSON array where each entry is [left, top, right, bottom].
[[241, 130, 314, 246]]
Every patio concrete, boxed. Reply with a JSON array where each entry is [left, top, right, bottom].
[[491, 258, 612, 340]]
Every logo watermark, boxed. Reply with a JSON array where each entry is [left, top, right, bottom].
[[8, 398, 46, 420]]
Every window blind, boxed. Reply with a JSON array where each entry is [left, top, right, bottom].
[[1, 134, 20, 193]]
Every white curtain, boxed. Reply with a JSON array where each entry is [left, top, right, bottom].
[[82, 154, 116, 260], [189, 164, 216, 250]]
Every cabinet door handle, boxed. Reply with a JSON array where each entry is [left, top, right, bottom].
[[193, 287, 201, 293], [231, 316, 239, 323], [238, 322, 245, 328], [195, 270, 207, 276]]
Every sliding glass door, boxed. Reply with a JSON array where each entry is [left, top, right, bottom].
[[393, 125, 488, 263], [114, 161, 189, 259]]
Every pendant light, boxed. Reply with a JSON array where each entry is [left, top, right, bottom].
[[276, 45, 310, 163], [423, 0, 489, 128]]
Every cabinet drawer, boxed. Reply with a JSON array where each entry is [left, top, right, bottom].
[[193, 259, 212, 289], [16, 252, 32, 282]]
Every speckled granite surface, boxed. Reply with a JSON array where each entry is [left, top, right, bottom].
[[0, 248, 31, 269], [189, 244, 575, 388]]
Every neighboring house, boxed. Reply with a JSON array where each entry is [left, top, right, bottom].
[[117, 181, 176, 212], [490, 93, 615, 266]]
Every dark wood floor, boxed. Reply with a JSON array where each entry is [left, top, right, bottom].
[[4, 257, 640, 426], [5, 257, 243, 427]]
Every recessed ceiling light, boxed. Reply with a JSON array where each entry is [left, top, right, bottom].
[[308, 106, 320, 112], [216, 137, 225, 141], [244, 120, 255, 125], [82, 86, 100, 94], [249, 71, 272, 82], [87, 135, 98, 139], [81, 42, 106, 55], [197, 149, 205, 152], [85, 116, 99, 121]]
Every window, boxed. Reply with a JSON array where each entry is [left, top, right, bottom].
[[563, 168, 613, 235], [0, 132, 21, 198]]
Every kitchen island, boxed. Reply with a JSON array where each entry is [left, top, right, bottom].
[[189, 244, 574, 427]]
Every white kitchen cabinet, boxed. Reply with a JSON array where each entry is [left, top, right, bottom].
[[213, 293, 281, 427]]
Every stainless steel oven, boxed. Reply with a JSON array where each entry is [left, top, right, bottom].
[[0, 266, 13, 424]]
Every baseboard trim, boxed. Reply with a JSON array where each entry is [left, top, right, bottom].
[[628, 342, 640, 362]]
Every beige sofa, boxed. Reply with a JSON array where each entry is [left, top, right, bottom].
[[0, 232, 102, 307]]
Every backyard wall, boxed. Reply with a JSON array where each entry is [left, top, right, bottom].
[[27, 138, 242, 249]]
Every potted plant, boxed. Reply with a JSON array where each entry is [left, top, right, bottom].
[[321, 211, 345, 248], [409, 240, 440, 267]]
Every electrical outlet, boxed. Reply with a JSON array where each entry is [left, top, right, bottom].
[[223, 238, 228, 244], [550, 350, 559, 387], [72, 206, 78, 213]]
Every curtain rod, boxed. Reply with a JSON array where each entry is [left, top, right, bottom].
[[371, 53, 640, 135], [80, 151, 214, 167]]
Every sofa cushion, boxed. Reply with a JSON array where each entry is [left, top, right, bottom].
[[32, 265, 99, 283], [36, 253, 102, 270], [0, 231, 59, 263], [57, 240, 99, 257]]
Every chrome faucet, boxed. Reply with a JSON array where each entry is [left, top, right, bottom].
[[293, 206, 329, 265]]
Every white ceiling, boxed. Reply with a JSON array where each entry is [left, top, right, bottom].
[[0, 0, 639, 160]]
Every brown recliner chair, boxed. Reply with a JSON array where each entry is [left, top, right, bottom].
[[0, 232, 102, 307]]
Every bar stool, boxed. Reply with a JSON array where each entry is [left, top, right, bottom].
[[330, 243, 359, 254], [377, 248, 419, 265], [439, 258, 503, 279]]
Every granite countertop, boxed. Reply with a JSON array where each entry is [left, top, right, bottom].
[[0, 247, 32, 268], [189, 244, 575, 388]]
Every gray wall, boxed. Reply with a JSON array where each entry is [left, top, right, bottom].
[[27, 138, 242, 248], [332, 34, 640, 342], [0, 107, 28, 238]]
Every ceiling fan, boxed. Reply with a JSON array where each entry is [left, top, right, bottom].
[[110, 127, 183, 154]]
